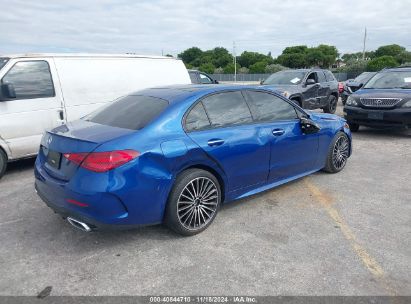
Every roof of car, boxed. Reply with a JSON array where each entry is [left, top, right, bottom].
[[130, 84, 277, 103], [0, 53, 178, 60], [383, 66, 411, 72]]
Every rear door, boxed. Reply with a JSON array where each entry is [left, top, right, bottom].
[[244, 90, 319, 182], [0, 59, 65, 159], [185, 91, 270, 192]]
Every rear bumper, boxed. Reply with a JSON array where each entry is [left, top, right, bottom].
[[343, 106, 411, 128], [34, 157, 169, 229]]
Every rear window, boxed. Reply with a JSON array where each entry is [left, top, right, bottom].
[[85, 95, 169, 130]]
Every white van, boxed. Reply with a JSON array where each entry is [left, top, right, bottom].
[[0, 54, 191, 178]]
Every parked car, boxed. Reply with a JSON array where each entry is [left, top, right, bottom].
[[344, 67, 411, 131], [0, 53, 191, 179], [261, 69, 339, 114], [341, 72, 377, 105], [188, 69, 219, 84], [35, 85, 352, 235]]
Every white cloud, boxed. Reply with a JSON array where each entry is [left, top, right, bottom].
[[1, 0, 410, 56]]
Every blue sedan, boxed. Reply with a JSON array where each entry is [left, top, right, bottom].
[[34, 85, 352, 235]]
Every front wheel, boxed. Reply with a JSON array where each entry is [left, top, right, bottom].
[[323, 95, 337, 114], [164, 169, 221, 236], [323, 132, 350, 173], [0, 149, 7, 180]]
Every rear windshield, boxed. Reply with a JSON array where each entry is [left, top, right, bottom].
[[0, 57, 9, 70], [84, 95, 169, 130]]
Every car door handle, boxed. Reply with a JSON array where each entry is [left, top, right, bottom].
[[272, 129, 285, 136], [207, 139, 224, 147]]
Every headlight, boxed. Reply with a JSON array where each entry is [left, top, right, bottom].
[[346, 96, 358, 106], [281, 91, 291, 98], [402, 100, 411, 108]]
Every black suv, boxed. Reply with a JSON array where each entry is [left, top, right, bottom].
[[344, 67, 411, 131], [188, 70, 219, 84], [261, 69, 339, 113]]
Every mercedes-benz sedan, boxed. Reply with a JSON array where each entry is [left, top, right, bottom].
[[35, 85, 352, 235]]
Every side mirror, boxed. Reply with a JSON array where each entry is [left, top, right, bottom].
[[305, 79, 316, 86], [260, 80, 265, 85], [214, 79, 219, 84], [0, 83, 16, 100], [300, 117, 320, 134]]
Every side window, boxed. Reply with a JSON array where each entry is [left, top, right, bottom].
[[1, 61, 55, 99], [246, 91, 298, 122], [185, 102, 210, 132], [199, 73, 212, 84], [188, 72, 199, 84], [316, 71, 326, 83], [202, 91, 252, 128], [306, 72, 317, 83]]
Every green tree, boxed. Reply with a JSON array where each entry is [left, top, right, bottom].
[[396, 51, 411, 64], [366, 56, 398, 71], [237, 51, 273, 68], [223, 63, 241, 74], [199, 63, 215, 74], [305, 48, 325, 67], [276, 53, 306, 68], [265, 64, 287, 74], [211, 47, 232, 68], [249, 61, 267, 73], [282, 45, 308, 54], [375, 44, 405, 58], [178, 47, 203, 65]]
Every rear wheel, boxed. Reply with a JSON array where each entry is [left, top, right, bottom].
[[348, 123, 360, 132], [165, 169, 221, 236], [323, 132, 350, 173], [0, 149, 7, 180], [323, 95, 337, 114]]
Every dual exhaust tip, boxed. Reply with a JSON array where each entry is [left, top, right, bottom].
[[67, 217, 92, 232]]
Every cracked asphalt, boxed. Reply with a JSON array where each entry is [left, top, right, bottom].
[[0, 103, 410, 296]]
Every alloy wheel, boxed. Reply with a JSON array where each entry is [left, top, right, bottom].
[[177, 177, 219, 231], [332, 135, 349, 170]]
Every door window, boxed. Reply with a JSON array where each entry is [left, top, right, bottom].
[[246, 91, 298, 122], [202, 91, 252, 128], [1, 61, 55, 99], [199, 73, 213, 84], [185, 102, 211, 131], [306, 72, 317, 83]]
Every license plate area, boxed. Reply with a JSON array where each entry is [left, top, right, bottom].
[[47, 150, 62, 169], [368, 112, 384, 120]]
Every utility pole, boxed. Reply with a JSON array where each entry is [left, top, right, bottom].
[[233, 41, 237, 82], [362, 27, 367, 60]]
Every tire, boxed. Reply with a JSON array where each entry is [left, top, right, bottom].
[[164, 169, 221, 236], [348, 123, 360, 132], [0, 149, 7, 180], [323, 95, 337, 114], [323, 132, 350, 173]]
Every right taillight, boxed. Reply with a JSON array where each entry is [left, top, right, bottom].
[[64, 150, 140, 172]]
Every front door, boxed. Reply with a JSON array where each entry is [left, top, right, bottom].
[[0, 59, 65, 159], [244, 90, 319, 182]]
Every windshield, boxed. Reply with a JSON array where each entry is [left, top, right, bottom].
[[354, 72, 376, 84], [0, 57, 9, 70], [363, 71, 411, 89], [263, 71, 306, 85]]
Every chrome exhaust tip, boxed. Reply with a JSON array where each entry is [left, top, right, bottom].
[[67, 217, 92, 232]]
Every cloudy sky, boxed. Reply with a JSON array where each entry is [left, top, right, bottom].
[[1, 0, 410, 57]]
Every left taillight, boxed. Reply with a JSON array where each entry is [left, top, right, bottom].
[[63, 150, 140, 172]]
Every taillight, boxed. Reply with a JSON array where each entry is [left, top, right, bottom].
[[63, 150, 140, 172]]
